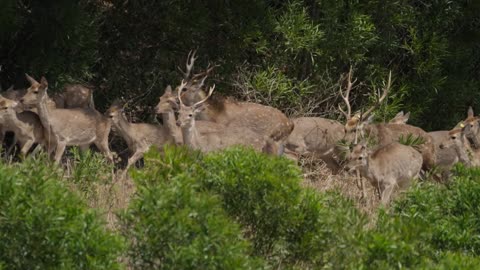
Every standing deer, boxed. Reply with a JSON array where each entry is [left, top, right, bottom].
[[339, 68, 436, 171], [174, 51, 294, 153], [20, 75, 113, 163], [107, 101, 175, 170], [345, 142, 423, 205], [176, 82, 275, 153], [0, 96, 45, 155]]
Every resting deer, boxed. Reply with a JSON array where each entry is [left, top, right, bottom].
[[285, 117, 345, 173], [175, 51, 294, 152], [176, 82, 275, 153], [345, 141, 422, 205], [107, 101, 175, 170], [20, 75, 113, 163], [339, 68, 436, 171], [0, 96, 45, 155]]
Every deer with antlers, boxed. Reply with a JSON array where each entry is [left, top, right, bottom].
[[107, 101, 175, 170], [20, 75, 113, 163], [339, 68, 436, 171], [174, 51, 294, 154], [175, 81, 277, 154]]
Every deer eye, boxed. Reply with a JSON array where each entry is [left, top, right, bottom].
[[358, 157, 363, 160], [188, 114, 193, 117]]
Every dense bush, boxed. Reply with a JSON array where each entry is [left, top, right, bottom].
[[0, 155, 124, 269], [390, 164, 480, 255], [121, 146, 265, 269], [199, 147, 367, 266]]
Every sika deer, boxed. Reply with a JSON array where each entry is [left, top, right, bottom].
[[176, 82, 273, 153], [0, 96, 45, 155], [20, 75, 112, 163], [339, 68, 436, 171], [345, 142, 422, 205], [107, 101, 175, 170], [175, 51, 294, 150], [285, 117, 345, 173], [439, 122, 480, 168]]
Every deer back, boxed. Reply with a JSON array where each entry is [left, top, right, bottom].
[[365, 123, 436, 170], [286, 117, 344, 155]]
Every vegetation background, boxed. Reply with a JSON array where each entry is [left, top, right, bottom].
[[1, 0, 479, 129]]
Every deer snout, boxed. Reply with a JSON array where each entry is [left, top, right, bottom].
[[439, 143, 445, 149], [176, 120, 181, 127], [20, 98, 24, 103]]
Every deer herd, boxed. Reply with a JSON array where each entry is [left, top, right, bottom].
[[1, 52, 478, 205]]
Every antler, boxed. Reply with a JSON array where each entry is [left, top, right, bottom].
[[177, 80, 189, 106], [191, 63, 218, 89], [193, 84, 215, 108], [178, 50, 197, 80], [362, 71, 392, 119], [338, 67, 356, 120]]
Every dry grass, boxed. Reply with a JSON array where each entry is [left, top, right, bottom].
[[297, 155, 380, 219]]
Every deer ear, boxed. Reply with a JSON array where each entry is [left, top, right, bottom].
[[164, 85, 172, 94], [468, 106, 474, 118], [365, 114, 375, 124], [403, 112, 410, 122], [40, 76, 48, 88], [25, 74, 38, 85]]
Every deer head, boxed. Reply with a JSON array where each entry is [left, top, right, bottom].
[[106, 100, 126, 123], [0, 96, 19, 116], [155, 85, 178, 114], [440, 122, 471, 165], [340, 68, 391, 143], [176, 50, 217, 106], [462, 106, 480, 149], [176, 80, 215, 128], [20, 74, 49, 106], [344, 142, 370, 173]]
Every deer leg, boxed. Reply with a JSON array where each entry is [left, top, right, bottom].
[[6, 134, 17, 156], [79, 144, 90, 152], [94, 140, 113, 162], [126, 148, 146, 171], [20, 139, 34, 156], [54, 141, 67, 163], [380, 182, 395, 206]]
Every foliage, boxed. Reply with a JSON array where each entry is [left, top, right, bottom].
[[0, 0, 100, 90], [1, 0, 478, 127], [390, 164, 480, 255], [0, 155, 124, 269], [121, 146, 265, 269]]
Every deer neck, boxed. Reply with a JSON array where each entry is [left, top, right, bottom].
[[114, 114, 135, 143], [162, 110, 182, 144], [181, 120, 200, 149], [359, 157, 374, 181], [4, 110, 28, 133], [36, 95, 54, 131]]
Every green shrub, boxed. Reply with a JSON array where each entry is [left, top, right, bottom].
[[0, 155, 124, 269], [390, 164, 480, 255], [199, 147, 367, 267], [121, 146, 264, 269]]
